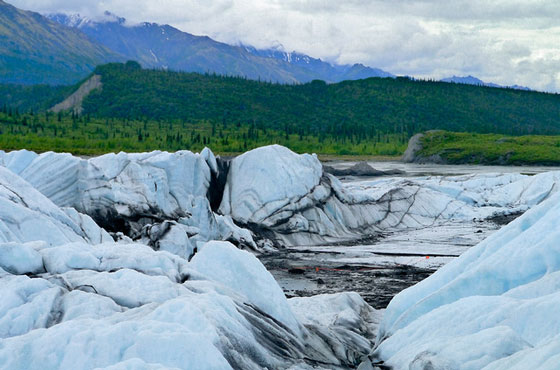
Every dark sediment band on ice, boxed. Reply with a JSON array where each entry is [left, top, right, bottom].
[[323, 161, 405, 177], [208, 156, 231, 212]]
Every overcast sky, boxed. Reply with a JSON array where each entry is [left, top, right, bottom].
[[10, 0, 560, 92]]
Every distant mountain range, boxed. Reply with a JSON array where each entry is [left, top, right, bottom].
[[47, 12, 394, 84], [0, 0, 119, 84], [242, 45, 394, 81], [47, 13, 308, 84], [441, 75, 530, 91], [0, 0, 531, 89], [0, 0, 394, 86]]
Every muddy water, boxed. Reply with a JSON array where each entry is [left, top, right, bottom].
[[260, 219, 507, 309], [262, 250, 435, 309], [261, 162, 535, 309]]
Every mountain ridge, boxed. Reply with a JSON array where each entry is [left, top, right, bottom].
[[441, 75, 530, 91], [47, 12, 394, 84], [0, 1, 537, 89], [0, 1, 120, 85], [242, 44, 394, 82]]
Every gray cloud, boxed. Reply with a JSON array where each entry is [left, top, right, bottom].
[[9, 0, 560, 92]]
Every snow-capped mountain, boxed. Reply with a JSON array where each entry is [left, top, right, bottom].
[[48, 11, 126, 28], [244, 44, 394, 81], [48, 12, 394, 84]]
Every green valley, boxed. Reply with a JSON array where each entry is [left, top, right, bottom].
[[0, 109, 406, 156], [0, 62, 559, 160]]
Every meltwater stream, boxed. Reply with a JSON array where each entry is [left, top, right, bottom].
[[262, 162, 539, 309], [262, 219, 511, 309]]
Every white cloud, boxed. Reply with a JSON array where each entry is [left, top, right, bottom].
[[8, 0, 560, 92]]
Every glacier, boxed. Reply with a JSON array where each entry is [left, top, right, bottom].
[[219, 145, 560, 246], [0, 160, 378, 369], [0, 148, 254, 260], [2, 144, 560, 369], [359, 184, 560, 369], [3, 145, 560, 251], [0, 238, 378, 369]]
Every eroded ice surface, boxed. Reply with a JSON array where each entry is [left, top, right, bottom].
[[3, 145, 560, 369], [359, 189, 560, 369], [0, 148, 255, 259], [0, 165, 379, 369], [3, 146, 560, 251], [0, 240, 378, 369], [219, 145, 560, 246], [0, 166, 112, 246]]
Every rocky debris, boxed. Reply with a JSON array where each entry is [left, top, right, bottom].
[[323, 161, 404, 177], [49, 74, 102, 114], [261, 247, 436, 309], [401, 133, 424, 163], [402, 131, 446, 164]]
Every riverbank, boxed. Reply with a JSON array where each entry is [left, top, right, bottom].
[[404, 131, 560, 166]]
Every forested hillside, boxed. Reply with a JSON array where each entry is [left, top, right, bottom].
[[0, 108, 406, 156], [83, 63, 560, 140], [1, 62, 559, 156], [0, 84, 73, 112]]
